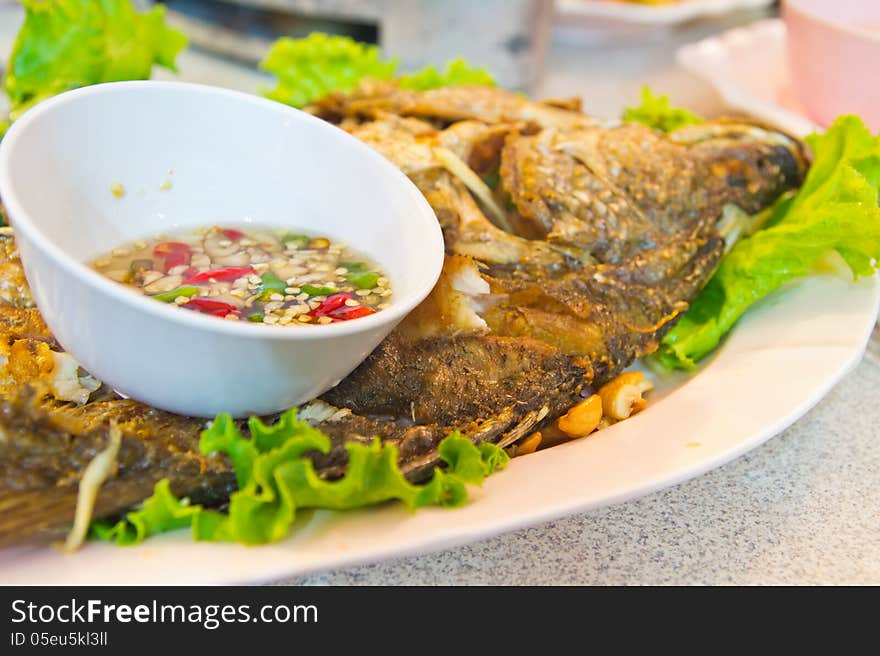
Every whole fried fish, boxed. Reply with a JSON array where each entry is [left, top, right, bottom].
[[0, 85, 806, 545]]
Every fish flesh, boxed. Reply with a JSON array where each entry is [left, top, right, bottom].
[[0, 85, 806, 545]]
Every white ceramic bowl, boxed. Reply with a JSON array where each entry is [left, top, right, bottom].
[[0, 81, 443, 418]]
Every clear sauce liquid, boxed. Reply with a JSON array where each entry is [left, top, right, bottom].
[[91, 225, 392, 325]]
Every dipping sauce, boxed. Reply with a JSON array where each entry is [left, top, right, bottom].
[[91, 226, 392, 325]]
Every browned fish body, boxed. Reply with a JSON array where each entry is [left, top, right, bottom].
[[0, 390, 235, 545], [308, 80, 594, 130], [0, 85, 806, 545]]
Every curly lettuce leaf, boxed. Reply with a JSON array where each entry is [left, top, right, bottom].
[[259, 33, 398, 108], [91, 479, 201, 546], [398, 58, 495, 91], [623, 86, 702, 133], [96, 410, 508, 546], [656, 115, 880, 369], [2, 0, 187, 123], [260, 33, 495, 108]]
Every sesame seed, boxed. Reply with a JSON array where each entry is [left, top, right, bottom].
[[298, 315, 312, 323], [264, 315, 279, 324], [134, 241, 147, 250], [174, 296, 189, 305], [285, 287, 300, 294], [269, 293, 284, 302], [378, 302, 390, 309], [295, 293, 309, 302], [380, 289, 393, 297], [218, 239, 233, 247], [344, 299, 359, 307], [111, 248, 130, 257], [317, 316, 333, 324], [355, 289, 372, 297], [224, 313, 239, 320], [377, 277, 388, 286], [94, 258, 111, 268], [334, 267, 348, 275]]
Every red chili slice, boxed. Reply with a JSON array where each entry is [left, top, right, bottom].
[[208, 308, 241, 318], [184, 298, 238, 316], [183, 266, 254, 285], [222, 228, 244, 241], [153, 242, 192, 273], [329, 305, 376, 321], [310, 293, 354, 318]]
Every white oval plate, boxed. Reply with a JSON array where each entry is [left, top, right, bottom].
[[556, 0, 775, 26], [677, 19, 819, 137], [1, 272, 877, 584]]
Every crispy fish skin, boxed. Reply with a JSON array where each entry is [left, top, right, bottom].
[[0, 389, 236, 546], [0, 228, 34, 309], [499, 122, 806, 263], [308, 81, 599, 131], [348, 90, 804, 389], [314, 332, 589, 481], [323, 332, 589, 428]]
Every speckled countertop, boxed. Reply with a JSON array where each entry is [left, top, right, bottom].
[[1, 3, 877, 585]]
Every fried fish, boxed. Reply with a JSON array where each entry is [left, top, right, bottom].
[[0, 85, 806, 545]]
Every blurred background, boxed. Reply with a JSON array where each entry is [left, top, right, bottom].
[[0, 0, 781, 120]]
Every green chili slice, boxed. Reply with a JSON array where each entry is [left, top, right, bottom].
[[152, 285, 200, 303], [281, 233, 310, 249], [258, 271, 287, 300], [301, 284, 337, 297]]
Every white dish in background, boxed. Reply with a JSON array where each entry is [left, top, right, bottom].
[[556, 0, 775, 26], [677, 19, 819, 137], [0, 81, 444, 418], [1, 271, 876, 584]]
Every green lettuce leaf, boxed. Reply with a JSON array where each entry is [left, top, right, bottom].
[[259, 33, 398, 108], [398, 58, 495, 91], [260, 33, 495, 108], [2, 0, 187, 123], [656, 115, 880, 369], [622, 86, 702, 133], [96, 409, 509, 546], [91, 479, 201, 546]]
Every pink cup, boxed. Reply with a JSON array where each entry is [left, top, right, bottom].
[[783, 0, 880, 132]]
